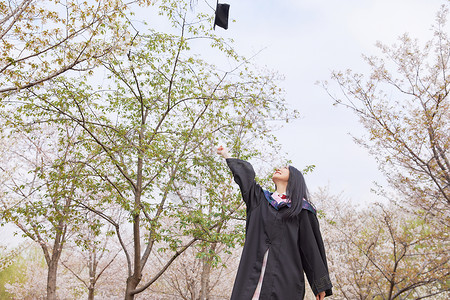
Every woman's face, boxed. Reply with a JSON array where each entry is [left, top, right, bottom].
[[272, 166, 289, 182]]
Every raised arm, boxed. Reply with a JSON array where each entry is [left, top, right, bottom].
[[217, 145, 231, 159], [217, 146, 261, 211]]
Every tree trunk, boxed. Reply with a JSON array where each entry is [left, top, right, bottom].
[[125, 276, 140, 300], [47, 259, 59, 300], [199, 243, 217, 300], [45, 221, 66, 300], [199, 257, 211, 300], [88, 287, 95, 300], [88, 249, 96, 300], [124, 154, 143, 300]]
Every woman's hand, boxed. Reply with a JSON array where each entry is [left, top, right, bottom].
[[217, 146, 230, 159], [316, 291, 326, 300]]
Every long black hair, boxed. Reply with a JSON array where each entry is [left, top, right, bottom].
[[283, 166, 311, 220]]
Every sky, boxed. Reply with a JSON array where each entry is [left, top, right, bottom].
[[123, 0, 448, 205], [210, 0, 448, 205]]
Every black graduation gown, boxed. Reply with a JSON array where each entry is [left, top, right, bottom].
[[227, 158, 333, 300]]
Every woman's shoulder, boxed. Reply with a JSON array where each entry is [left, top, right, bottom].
[[301, 200, 316, 215]]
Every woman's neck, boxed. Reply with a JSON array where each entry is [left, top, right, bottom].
[[275, 182, 288, 195]]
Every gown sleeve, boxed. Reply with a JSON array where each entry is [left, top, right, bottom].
[[226, 158, 262, 211], [298, 209, 333, 297]]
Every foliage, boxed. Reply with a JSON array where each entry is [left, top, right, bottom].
[[0, 245, 24, 299], [0, 122, 96, 299], [1, 244, 47, 299], [59, 222, 126, 300], [0, 0, 153, 96], [314, 188, 450, 300]]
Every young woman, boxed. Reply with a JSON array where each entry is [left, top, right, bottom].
[[217, 146, 332, 300]]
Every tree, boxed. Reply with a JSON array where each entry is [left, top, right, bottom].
[[60, 221, 124, 300], [0, 122, 90, 300], [148, 241, 240, 300], [323, 5, 450, 218], [320, 5, 450, 298], [2, 1, 297, 299], [0, 0, 150, 96], [314, 187, 450, 299]]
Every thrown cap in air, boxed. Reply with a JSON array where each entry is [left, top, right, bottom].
[[214, 2, 230, 30]]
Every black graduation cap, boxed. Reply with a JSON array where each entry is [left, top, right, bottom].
[[214, 1, 230, 30]]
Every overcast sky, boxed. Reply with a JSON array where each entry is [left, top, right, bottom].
[[210, 0, 448, 205]]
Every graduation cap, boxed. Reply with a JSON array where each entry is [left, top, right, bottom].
[[214, 1, 230, 30]]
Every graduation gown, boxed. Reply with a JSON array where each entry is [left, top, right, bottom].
[[227, 158, 333, 300]]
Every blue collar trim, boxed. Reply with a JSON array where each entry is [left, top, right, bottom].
[[263, 190, 316, 214]]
